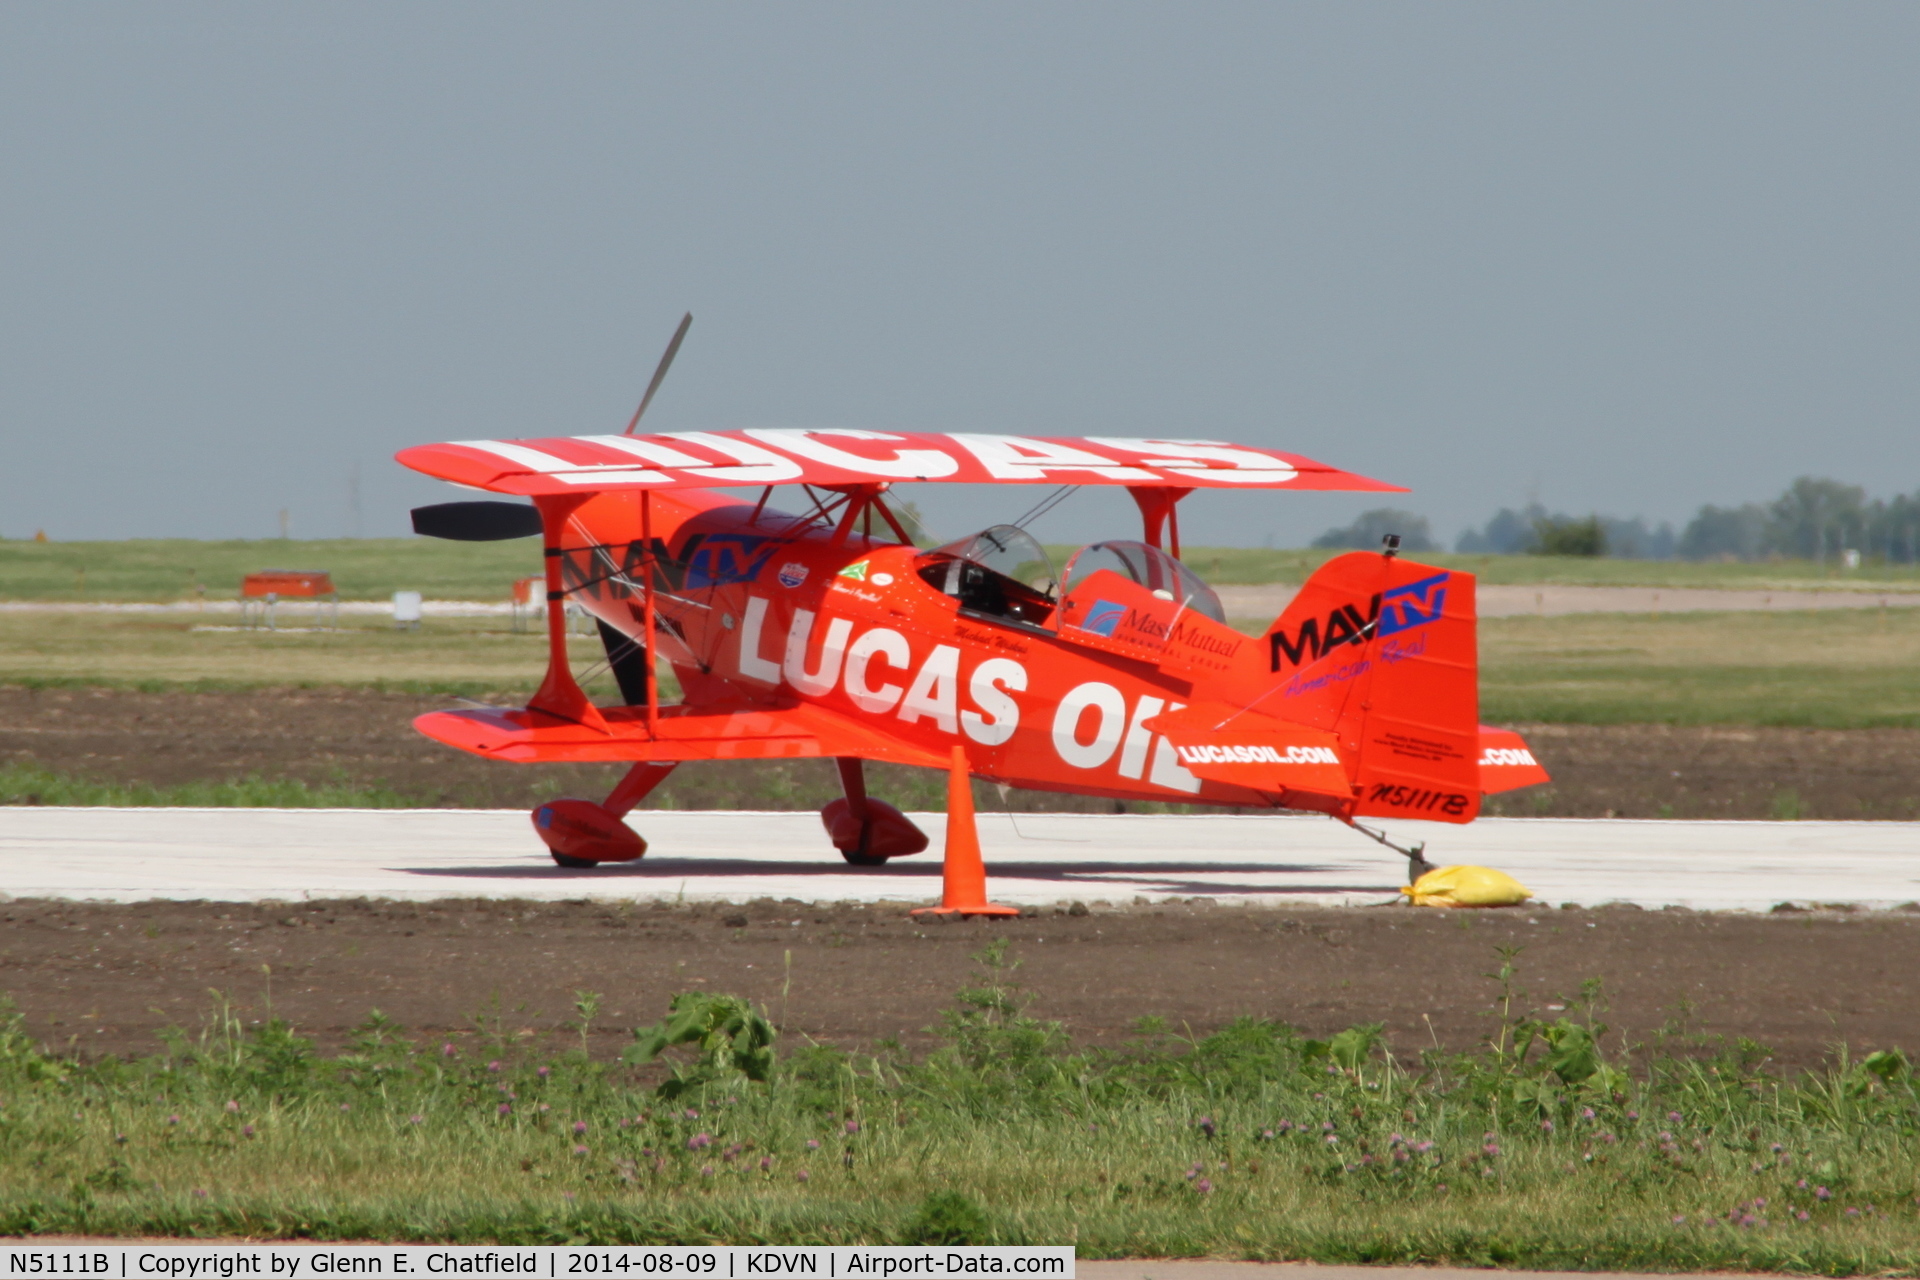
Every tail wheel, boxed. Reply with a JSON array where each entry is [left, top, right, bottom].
[[550, 851, 598, 869], [840, 847, 889, 867]]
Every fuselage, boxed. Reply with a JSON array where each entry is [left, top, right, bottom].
[[554, 488, 1284, 808]]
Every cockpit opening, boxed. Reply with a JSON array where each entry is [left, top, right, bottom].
[[916, 525, 1229, 630], [915, 525, 1059, 626]]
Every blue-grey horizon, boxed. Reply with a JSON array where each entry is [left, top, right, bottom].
[[1, 4, 1916, 549]]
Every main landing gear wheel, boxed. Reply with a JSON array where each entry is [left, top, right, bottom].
[[531, 799, 649, 868], [822, 757, 931, 868]]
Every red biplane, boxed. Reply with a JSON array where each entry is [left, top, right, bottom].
[[400, 318, 1547, 913]]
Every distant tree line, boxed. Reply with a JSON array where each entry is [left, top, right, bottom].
[[1313, 477, 1920, 562]]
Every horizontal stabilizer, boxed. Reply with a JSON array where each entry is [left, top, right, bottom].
[[416, 698, 948, 769], [1477, 726, 1552, 794], [1144, 702, 1351, 801]]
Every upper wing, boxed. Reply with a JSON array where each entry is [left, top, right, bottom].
[[396, 429, 1403, 495]]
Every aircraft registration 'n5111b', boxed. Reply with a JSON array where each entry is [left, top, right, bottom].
[[400, 317, 1548, 914]]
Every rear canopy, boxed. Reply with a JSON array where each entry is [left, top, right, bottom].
[[396, 430, 1404, 496]]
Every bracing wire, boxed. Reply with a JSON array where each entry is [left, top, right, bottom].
[[1011, 484, 1080, 530]]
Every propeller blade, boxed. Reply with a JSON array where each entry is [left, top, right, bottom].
[[623, 311, 693, 435]]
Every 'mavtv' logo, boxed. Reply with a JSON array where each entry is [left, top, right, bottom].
[[1268, 572, 1450, 672]]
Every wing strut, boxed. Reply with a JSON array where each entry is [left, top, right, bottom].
[[1129, 485, 1193, 557], [641, 490, 659, 737], [528, 494, 609, 732]]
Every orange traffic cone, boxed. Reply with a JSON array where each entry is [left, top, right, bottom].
[[912, 745, 1019, 918]]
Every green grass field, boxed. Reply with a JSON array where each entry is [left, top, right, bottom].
[[1126, 547, 1920, 592], [0, 537, 543, 603], [0, 612, 585, 697], [1478, 608, 1920, 728], [1, 605, 1914, 728], [4, 536, 1918, 602], [6, 944, 1920, 1268]]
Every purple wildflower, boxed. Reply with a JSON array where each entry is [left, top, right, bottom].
[[573, 1120, 588, 1134], [688, 1132, 712, 1150], [1194, 1178, 1213, 1194], [224, 1100, 240, 1114], [497, 1103, 512, 1117], [796, 1169, 810, 1182], [573, 1145, 589, 1156]]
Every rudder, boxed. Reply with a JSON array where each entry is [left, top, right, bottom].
[[1261, 552, 1482, 824]]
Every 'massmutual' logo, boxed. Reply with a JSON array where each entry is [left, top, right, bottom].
[[1268, 572, 1451, 673], [1080, 600, 1126, 637], [1175, 743, 1340, 766], [777, 562, 809, 588]]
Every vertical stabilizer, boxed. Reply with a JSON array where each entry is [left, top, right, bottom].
[[1262, 552, 1482, 823]]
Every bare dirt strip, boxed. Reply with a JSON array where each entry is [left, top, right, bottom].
[[4, 896, 1914, 1073], [4, 686, 1919, 818]]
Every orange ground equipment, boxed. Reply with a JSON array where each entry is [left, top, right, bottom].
[[239, 570, 337, 630], [395, 316, 1550, 908], [510, 575, 545, 632]]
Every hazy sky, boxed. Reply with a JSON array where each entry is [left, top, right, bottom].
[[2, 3, 1916, 549]]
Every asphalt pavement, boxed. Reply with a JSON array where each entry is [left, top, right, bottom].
[[2, 808, 1914, 910]]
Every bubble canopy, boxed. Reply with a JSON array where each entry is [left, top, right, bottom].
[[927, 525, 1056, 585], [914, 526, 1227, 628], [1062, 540, 1226, 623], [915, 525, 1060, 627]]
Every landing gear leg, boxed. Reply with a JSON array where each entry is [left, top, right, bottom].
[[1345, 817, 1435, 884], [835, 758, 884, 867], [821, 757, 930, 866], [605, 760, 678, 819]]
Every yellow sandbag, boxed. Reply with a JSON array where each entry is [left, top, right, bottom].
[[1402, 864, 1533, 908]]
